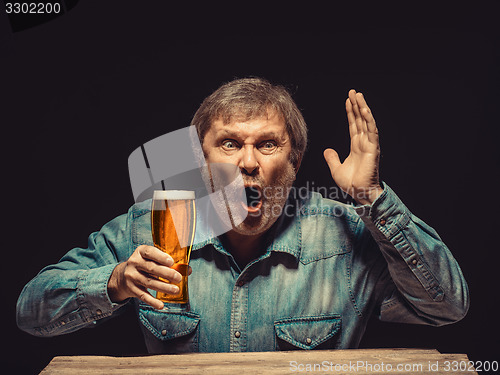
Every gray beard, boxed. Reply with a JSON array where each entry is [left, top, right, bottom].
[[230, 162, 296, 236], [200, 161, 296, 238]]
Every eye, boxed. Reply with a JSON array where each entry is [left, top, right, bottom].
[[259, 141, 277, 151], [222, 140, 238, 150]]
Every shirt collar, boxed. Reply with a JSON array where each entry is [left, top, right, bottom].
[[266, 206, 302, 260], [191, 192, 303, 261]]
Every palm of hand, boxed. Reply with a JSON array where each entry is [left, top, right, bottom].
[[324, 90, 382, 204]]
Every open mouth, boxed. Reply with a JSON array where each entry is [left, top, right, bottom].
[[243, 186, 263, 212]]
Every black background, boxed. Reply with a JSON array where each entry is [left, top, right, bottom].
[[1, 1, 499, 374]]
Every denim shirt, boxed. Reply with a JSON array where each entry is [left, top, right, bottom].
[[17, 184, 469, 353]]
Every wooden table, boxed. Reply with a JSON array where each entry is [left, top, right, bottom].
[[40, 348, 477, 374]]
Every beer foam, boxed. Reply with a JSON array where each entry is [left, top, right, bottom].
[[153, 190, 195, 200]]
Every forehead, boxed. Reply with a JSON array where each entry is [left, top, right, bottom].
[[206, 111, 288, 140]]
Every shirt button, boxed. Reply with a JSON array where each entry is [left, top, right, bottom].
[[60, 321, 66, 326], [234, 331, 241, 338], [306, 338, 312, 345], [161, 329, 167, 336], [237, 280, 245, 287], [96, 309, 102, 316], [379, 219, 386, 226], [412, 259, 418, 265]]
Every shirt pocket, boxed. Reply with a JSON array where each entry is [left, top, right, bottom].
[[138, 303, 200, 352], [274, 314, 341, 350]]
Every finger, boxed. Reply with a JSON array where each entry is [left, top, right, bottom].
[[135, 271, 180, 295], [128, 283, 165, 310], [355, 92, 369, 133], [188, 266, 193, 276], [136, 260, 183, 283], [348, 89, 366, 133], [356, 92, 379, 143], [139, 245, 174, 267], [323, 148, 342, 175], [348, 89, 359, 116], [346, 98, 357, 138], [356, 92, 377, 132]]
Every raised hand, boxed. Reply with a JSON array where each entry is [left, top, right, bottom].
[[324, 89, 383, 205]]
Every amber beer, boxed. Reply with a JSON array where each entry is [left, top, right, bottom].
[[151, 190, 196, 304]]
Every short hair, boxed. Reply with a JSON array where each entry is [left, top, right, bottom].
[[191, 77, 308, 166]]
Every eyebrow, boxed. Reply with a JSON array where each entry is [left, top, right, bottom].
[[216, 129, 283, 140]]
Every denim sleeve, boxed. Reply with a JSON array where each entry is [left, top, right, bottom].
[[16, 212, 132, 337], [354, 183, 469, 326]]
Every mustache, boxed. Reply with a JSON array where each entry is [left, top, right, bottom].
[[242, 166, 297, 190], [242, 177, 264, 188]]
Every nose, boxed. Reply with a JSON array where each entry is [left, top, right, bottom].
[[239, 145, 259, 175]]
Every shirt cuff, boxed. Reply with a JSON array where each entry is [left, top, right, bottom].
[[76, 263, 129, 323], [354, 182, 411, 239]]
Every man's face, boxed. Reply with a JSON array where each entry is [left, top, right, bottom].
[[202, 111, 297, 236]]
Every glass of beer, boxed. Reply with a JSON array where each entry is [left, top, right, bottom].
[[151, 190, 196, 306]]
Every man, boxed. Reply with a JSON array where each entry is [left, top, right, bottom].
[[17, 78, 468, 353]]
